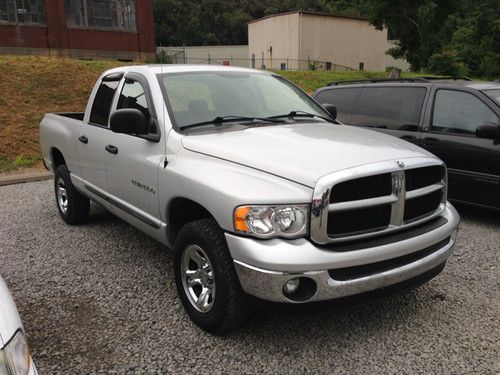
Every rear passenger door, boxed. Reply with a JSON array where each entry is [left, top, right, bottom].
[[78, 73, 122, 192], [421, 88, 500, 208], [349, 86, 428, 146]]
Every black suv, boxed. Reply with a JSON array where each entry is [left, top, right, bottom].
[[313, 78, 500, 210]]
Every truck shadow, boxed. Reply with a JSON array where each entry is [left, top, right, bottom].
[[452, 202, 500, 226]]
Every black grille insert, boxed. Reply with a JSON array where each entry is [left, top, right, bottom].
[[330, 173, 392, 203], [327, 204, 391, 236], [405, 166, 444, 191], [328, 237, 451, 281], [404, 190, 442, 222]]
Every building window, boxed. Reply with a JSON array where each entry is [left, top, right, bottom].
[[0, 0, 46, 25], [65, 0, 137, 32]]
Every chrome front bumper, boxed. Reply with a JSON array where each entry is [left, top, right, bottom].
[[227, 204, 460, 303]]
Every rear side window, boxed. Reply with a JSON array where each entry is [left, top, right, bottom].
[[314, 88, 361, 123], [350, 87, 426, 131], [89, 80, 120, 126]]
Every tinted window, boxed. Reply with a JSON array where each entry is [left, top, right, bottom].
[[314, 88, 361, 123], [117, 78, 158, 134], [351, 87, 426, 131], [483, 89, 500, 106], [432, 90, 498, 135], [117, 79, 149, 116], [89, 80, 120, 126]]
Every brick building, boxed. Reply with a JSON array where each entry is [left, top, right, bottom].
[[0, 0, 155, 60]]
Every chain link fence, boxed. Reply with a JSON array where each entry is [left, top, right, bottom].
[[156, 48, 357, 71]]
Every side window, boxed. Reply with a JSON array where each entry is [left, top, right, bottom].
[[432, 90, 498, 135], [117, 78, 157, 134], [117, 79, 149, 117], [314, 88, 361, 124], [350, 87, 426, 131], [89, 80, 120, 126]]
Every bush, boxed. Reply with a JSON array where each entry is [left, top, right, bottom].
[[427, 49, 469, 78]]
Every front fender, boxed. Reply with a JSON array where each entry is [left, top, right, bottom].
[[159, 148, 313, 233]]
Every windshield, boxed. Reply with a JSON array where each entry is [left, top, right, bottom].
[[157, 71, 330, 129], [483, 89, 500, 106]]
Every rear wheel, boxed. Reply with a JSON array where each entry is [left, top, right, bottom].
[[54, 165, 90, 225], [173, 218, 251, 333]]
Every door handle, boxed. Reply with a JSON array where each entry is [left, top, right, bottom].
[[423, 137, 441, 146], [78, 135, 88, 144], [105, 144, 118, 154]]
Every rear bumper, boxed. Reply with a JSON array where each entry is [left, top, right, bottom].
[[227, 203, 459, 303]]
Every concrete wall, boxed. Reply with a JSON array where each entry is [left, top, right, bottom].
[[299, 13, 388, 71], [158, 45, 250, 67], [0, 0, 155, 61], [248, 13, 300, 70]]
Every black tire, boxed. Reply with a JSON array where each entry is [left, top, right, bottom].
[[173, 218, 251, 334], [54, 164, 90, 225]]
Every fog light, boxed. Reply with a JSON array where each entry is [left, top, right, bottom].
[[283, 278, 300, 294]]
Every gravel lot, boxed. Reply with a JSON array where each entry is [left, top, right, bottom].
[[1, 180, 499, 374]]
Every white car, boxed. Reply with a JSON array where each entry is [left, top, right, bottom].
[[0, 277, 37, 375]]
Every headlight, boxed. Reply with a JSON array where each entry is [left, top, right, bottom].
[[234, 205, 309, 238], [0, 330, 30, 375]]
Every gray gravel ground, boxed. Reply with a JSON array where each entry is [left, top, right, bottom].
[[0, 180, 499, 374]]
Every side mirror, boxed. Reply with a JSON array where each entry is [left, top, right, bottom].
[[322, 104, 337, 120], [476, 122, 500, 140], [110, 108, 148, 135]]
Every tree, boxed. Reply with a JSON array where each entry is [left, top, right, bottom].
[[368, 0, 457, 71]]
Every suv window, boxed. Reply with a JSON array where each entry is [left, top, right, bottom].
[[350, 87, 426, 131], [89, 80, 120, 126], [314, 88, 361, 123], [432, 90, 498, 135]]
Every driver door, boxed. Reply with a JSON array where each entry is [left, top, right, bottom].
[[105, 73, 166, 229]]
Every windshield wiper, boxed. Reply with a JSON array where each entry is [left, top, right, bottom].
[[266, 111, 337, 123], [180, 115, 285, 131]]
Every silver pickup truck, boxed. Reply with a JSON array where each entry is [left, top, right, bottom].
[[40, 65, 460, 333]]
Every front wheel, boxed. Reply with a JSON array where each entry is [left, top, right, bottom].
[[173, 219, 251, 333]]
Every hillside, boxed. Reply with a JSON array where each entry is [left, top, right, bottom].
[[0, 55, 413, 173]]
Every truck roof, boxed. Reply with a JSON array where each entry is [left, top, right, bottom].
[[103, 64, 270, 76]]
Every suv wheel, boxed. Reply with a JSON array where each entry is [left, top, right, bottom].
[[173, 218, 251, 333], [54, 165, 90, 224]]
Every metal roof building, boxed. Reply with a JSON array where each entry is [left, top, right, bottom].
[[248, 11, 394, 71]]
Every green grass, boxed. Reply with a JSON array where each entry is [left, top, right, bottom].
[[0, 154, 38, 172]]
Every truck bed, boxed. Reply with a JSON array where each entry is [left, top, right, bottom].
[[40, 112, 85, 175]]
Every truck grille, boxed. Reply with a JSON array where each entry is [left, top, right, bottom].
[[311, 159, 447, 244], [330, 173, 392, 203]]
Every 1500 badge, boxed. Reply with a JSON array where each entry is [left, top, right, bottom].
[[132, 180, 156, 194]]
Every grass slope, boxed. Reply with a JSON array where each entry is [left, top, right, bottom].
[[0, 55, 420, 172], [0, 56, 126, 172]]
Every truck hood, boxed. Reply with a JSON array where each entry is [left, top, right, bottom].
[[181, 123, 437, 187]]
